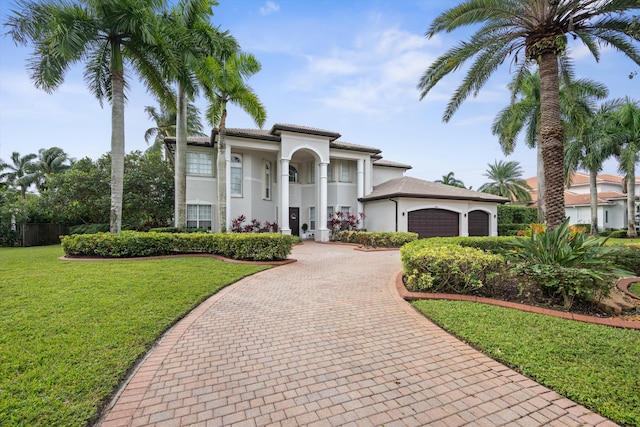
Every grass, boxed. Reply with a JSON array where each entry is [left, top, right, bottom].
[[606, 237, 640, 245], [0, 245, 268, 427], [630, 282, 640, 296], [412, 300, 640, 426]]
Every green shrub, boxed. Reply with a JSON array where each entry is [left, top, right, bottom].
[[69, 223, 110, 234], [61, 232, 293, 261], [148, 227, 208, 233], [507, 219, 629, 309], [609, 229, 628, 239], [401, 241, 505, 294], [338, 231, 418, 248], [414, 235, 515, 254], [608, 245, 640, 276]]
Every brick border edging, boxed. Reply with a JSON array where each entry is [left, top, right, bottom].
[[617, 277, 640, 300], [59, 253, 296, 266], [394, 271, 640, 330]]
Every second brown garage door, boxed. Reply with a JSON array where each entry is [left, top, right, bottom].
[[408, 208, 459, 238], [468, 210, 490, 236]]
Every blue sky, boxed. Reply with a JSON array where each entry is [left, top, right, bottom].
[[1, 0, 638, 190]]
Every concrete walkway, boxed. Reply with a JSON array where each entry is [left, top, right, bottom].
[[100, 242, 617, 427]]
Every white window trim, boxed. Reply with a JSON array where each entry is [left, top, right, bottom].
[[340, 160, 352, 182], [230, 153, 243, 197], [307, 161, 315, 184], [186, 151, 213, 176], [309, 206, 316, 231], [186, 204, 212, 230], [263, 160, 272, 201]]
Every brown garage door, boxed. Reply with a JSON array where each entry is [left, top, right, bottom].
[[468, 210, 489, 236], [408, 209, 459, 238]]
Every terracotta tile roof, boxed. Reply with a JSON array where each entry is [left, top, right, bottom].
[[526, 172, 639, 190], [373, 159, 413, 169], [564, 191, 627, 206], [360, 176, 509, 203]]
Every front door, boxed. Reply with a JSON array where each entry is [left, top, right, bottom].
[[289, 207, 300, 236]]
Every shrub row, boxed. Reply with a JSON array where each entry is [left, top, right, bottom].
[[337, 231, 418, 248], [61, 231, 293, 261], [401, 240, 505, 294], [424, 235, 516, 254]]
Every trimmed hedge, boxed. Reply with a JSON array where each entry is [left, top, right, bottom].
[[423, 235, 516, 254], [497, 205, 539, 236], [401, 240, 505, 294], [338, 231, 418, 248], [61, 231, 293, 261]]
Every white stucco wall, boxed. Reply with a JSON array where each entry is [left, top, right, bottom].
[[372, 166, 405, 186], [363, 198, 500, 236]]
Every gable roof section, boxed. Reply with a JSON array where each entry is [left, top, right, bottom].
[[270, 123, 341, 141], [331, 140, 381, 154], [360, 176, 509, 203]]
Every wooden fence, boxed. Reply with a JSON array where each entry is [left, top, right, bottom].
[[0, 223, 68, 247]]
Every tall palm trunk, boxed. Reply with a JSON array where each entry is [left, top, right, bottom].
[[627, 173, 637, 237], [175, 85, 187, 229], [536, 140, 545, 222], [589, 168, 598, 235], [538, 52, 565, 231], [109, 45, 125, 234], [217, 105, 228, 232]]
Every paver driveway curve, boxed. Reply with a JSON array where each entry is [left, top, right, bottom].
[[100, 242, 616, 427]]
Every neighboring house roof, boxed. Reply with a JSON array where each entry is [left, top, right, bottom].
[[526, 172, 640, 191], [360, 176, 509, 203], [564, 192, 625, 206], [373, 159, 413, 169]]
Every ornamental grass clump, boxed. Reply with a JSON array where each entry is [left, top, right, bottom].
[[507, 219, 632, 310]]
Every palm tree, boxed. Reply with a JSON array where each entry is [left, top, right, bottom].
[[35, 146, 72, 191], [144, 103, 206, 154], [565, 101, 619, 235], [418, 0, 640, 230], [435, 172, 466, 188], [478, 160, 532, 202], [6, 0, 174, 234], [159, 0, 238, 229], [201, 52, 267, 232], [0, 152, 37, 199], [611, 98, 640, 238]]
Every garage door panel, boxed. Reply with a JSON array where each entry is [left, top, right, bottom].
[[408, 209, 459, 238], [468, 210, 489, 236]]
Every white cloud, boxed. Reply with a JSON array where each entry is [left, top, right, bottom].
[[259, 1, 280, 16]]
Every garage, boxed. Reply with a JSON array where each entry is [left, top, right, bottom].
[[408, 208, 459, 238], [468, 210, 490, 236]]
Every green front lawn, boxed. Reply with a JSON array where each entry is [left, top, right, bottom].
[[412, 300, 640, 426], [606, 237, 640, 245], [0, 245, 267, 427], [630, 281, 640, 296]]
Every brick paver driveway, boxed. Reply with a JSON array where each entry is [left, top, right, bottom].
[[100, 242, 616, 427]]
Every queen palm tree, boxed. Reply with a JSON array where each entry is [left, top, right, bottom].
[[144, 102, 206, 154], [5, 0, 174, 233], [159, 0, 238, 229], [435, 172, 466, 188], [418, 0, 640, 230], [611, 97, 640, 237], [200, 52, 267, 232], [0, 151, 37, 199], [478, 160, 532, 202], [35, 146, 72, 191]]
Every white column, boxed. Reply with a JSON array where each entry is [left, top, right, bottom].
[[317, 162, 329, 242], [280, 158, 291, 235], [225, 144, 231, 231], [357, 159, 364, 222]]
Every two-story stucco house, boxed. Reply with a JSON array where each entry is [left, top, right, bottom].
[[525, 172, 640, 231], [165, 124, 508, 241]]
